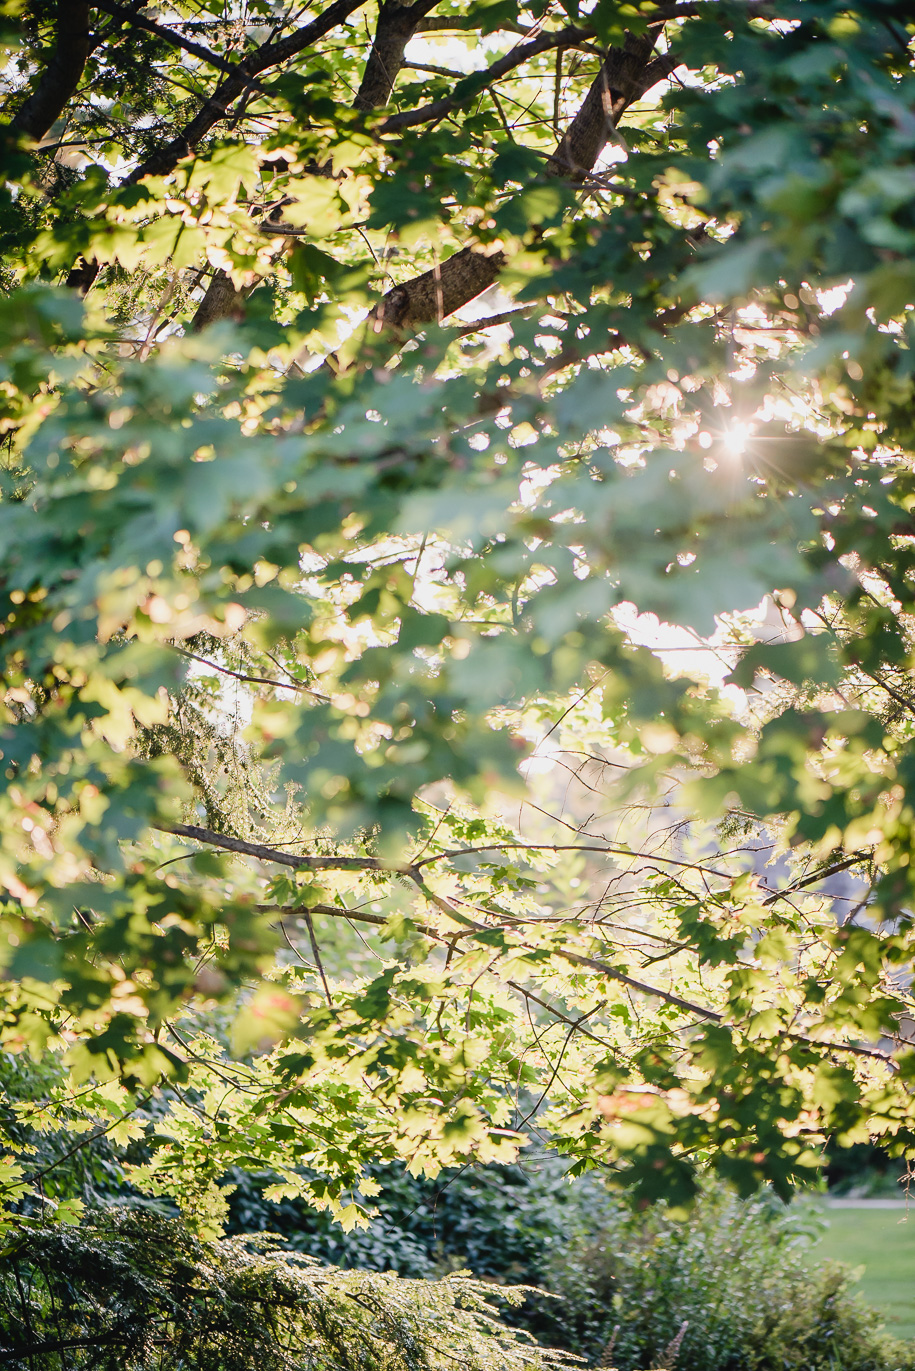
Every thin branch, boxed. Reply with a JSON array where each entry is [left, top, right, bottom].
[[171, 644, 326, 697], [0, 1336, 128, 1364], [452, 308, 533, 338], [506, 981, 615, 1048], [8, 1096, 151, 1197], [156, 824, 896, 1068], [761, 853, 872, 906], [92, 1, 271, 94], [415, 839, 734, 881], [303, 908, 334, 1006], [401, 60, 466, 78], [122, 0, 368, 186], [555, 947, 724, 1021], [156, 821, 398, 872], [263, 901, 438, 938]]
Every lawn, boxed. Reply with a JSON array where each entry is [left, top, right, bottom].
[[811, 1206, 915, 1341]]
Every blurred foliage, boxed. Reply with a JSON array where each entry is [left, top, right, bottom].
[[2, 0, 915, 1242]]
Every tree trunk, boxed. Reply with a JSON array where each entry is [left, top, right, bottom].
[[6, 1, 91, 142]]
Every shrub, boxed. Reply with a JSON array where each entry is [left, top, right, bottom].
[[751, 1262, 906, 1371], [227, 1157, 587, 1283], [527, 1184, 915, 1371]]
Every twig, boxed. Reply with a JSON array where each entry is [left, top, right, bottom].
[[92, 1, 272, 93]]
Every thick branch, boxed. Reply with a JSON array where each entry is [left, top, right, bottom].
[[372, 28, 667, 331], [378, 24, 597, 134], [190, 268, 253, 332], [415, 14, 533, 32], [157, 822, 398, 873], [354, 0, 442, 110], [6, 1, 91, 142], [548, 28, 666, 176], [372, 244, 508, 330]]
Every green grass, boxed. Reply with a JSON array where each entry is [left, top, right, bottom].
[[810, 1207, 915, 1341]]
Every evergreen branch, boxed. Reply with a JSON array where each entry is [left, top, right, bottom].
[[0, 1334, 129, 1362]]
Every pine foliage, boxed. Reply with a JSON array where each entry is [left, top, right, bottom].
[[0, 1210, 571, 1371]]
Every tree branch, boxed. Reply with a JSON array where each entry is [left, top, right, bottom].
[[372, 244, 509, 331], [377, 24, 598, 134], [452, 307, 533, 337], [91, 1, 271, 94], [66, 0, 369, 293], [548, 29, 667, 176], [0, 1335, 128, 1363], [156, 821, 399, 873], [5, 1, 91, 142], [370, 27, 670, 330], [159, 822, 896, 1066], [506, 981, 616, 1048], [415, 14, 535, 33], [171, 644, 324, 697], [131, 0, 368, 183], [354, 0, 443, 111], [190, 0, 425, 330], [761, 852, 872, 906]]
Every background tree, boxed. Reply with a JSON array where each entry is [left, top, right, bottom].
[[0, 0, 914, 1239]]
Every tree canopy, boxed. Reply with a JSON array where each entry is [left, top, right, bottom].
[[1, 0, 915, 1237]]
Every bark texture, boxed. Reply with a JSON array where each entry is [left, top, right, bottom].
[[6, 1, 91, 141], [190, 270, 251, 332], [373, 28, 669, 331], [373, 246, 508, 330], [354, 0, 441, 110], [549, 27, 663, 176]]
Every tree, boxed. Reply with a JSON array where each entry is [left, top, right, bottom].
[[0, 0, 914, 1238]]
